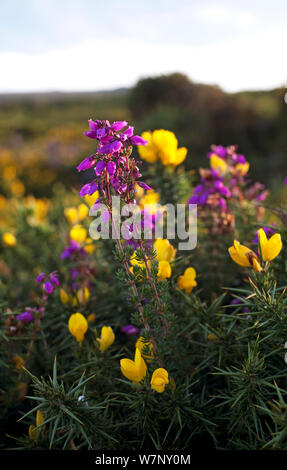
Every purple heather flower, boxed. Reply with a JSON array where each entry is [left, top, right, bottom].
[[36, 272, 45, 283], [218, 197, 227, 209], [130, 135, 148, 146], [234, 154, 246, 164], [17, 311, 34, 323], [61, 240, 86, 260], [256, 192, 268, 201], [207, 145, 228, 159], [121, 325, 139, 335], [50, 272, 59, 287], [95, 160, 106, 175], [111, 120, 128, 131], [44, 281, 54, 294], [137, 181, 151, 190], [231, 298, 242, 305], [71, 267, 79, 280], [120, 126, 134, 141], [79, 182, 98, 197], [97, 140, 122, 155], [213, 181, 231, 198], [88, 119, 100, 131], [77, 154, 97, 172]]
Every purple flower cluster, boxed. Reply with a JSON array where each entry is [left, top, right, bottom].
[[77, 120, 148, 204], [188, 168, 231, 208], [61, 240, 87, 260], [16, 307, 35, 323], [189, 144, 268, 211], [36, 271, 59, 294], [121, 324, 139, 335]]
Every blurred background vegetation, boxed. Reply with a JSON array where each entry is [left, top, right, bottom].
[[0, 72, 286, 198]]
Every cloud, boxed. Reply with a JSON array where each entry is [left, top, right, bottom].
[[0, 3, 285, 93], [197, 5, 256, 29]]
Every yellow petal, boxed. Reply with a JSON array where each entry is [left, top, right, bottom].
[[259, 229, 282, 261], [228, 240, 252, 267], [157, 260, 172, 280]]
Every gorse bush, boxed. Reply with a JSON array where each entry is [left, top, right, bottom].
[[1, 118, 287, 450]]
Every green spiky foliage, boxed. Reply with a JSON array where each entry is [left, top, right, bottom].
[[1, 139, 287, 451]]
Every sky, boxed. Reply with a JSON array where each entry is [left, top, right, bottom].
[[0, 0, 286, 93]]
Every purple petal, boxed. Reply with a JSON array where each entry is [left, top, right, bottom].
[[130, 135, 148, 146], [88, 119, 100, 131], [97, 140, 122, 155], [137, 181, 151, 190], [121, 324, 139, 335], [36, 273, 45, 283], [95, 160, 106, 175], [50, 273, 59, 287], [107, 161, 116, 176], [111, 121, 128, 131], [123, 126, 134, 138], [77, 155, 97, 171], [17, 312, 34, 323], [83, 130, 99, 139], [79, 182, 98, 197], [96, 128, 107, 139], [44, 282, 54, 294]]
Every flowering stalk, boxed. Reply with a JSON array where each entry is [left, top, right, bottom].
[[18, 272, 58, 379], [77, 120, 170, 357], [138, 239, 168, 335]]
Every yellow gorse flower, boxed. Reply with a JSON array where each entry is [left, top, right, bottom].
[[2, 232, 17, 246], [235, 161, 250, 176], [96, 326, 115, 352], [24, 196, 50, 226], [69, 224, 87, 244], [137, 131, 157, 163], [157, 260, 172, 280], [84, 237, 95, 254], [258, 228, 282, 262], [177, 267, 197, 294], [150, 368, 169, 393], [36, 410, 44, 427], [138, 129, 187, 167], [12, 355, 25, 369], [68, 313, 88, 342], [28, 425, 38, 441], [77, 286, 90, 305], [64, 204, 89, 225], [120, 348, 147, 383], [11, 180, 25, 197], [210, 154, 228, 175], [87, 313, 96, 324], [28, 410, 45, 441], [130, 251, 150, 276], [139, 189, 160, 214], [60, 288, 71, 305], [228, 240, 262, 272], [84, 191, 100, 207], [3, 165, 17, 180], [135, 336, 153, 361], [154, 238, 176, 263]]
